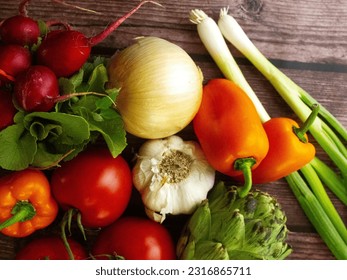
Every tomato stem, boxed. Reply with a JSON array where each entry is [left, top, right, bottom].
[[293, 104, 320, 143], [234, 157, 256, 198], [76, 212, 87, 241], [0, 201, 36, 231], [60, 209, 77, 260], [60, 209, 88, 260]]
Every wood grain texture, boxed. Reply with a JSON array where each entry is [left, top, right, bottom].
[[0, 0, 346, 260]]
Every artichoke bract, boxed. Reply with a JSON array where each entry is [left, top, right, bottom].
[[177, 181, 292, 260]]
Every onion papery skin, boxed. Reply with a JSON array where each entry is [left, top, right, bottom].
[[107, 37, 203, 139]]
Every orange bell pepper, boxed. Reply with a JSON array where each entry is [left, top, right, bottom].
[[0, 169, 58, 237], [234, 105, 318, 184], [249, 116, 316, 184], [193, 78, 269, 197]]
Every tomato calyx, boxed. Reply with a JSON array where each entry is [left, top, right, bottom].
[[60, 208, 86, 260]]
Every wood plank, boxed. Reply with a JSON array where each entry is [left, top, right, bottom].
[[286, 232, 335, 260], [1, 0, 346, 63]]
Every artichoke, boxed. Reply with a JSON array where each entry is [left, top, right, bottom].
[[177, 181, 292, 260]]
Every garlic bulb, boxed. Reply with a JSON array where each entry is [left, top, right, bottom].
[[107, 36, 203, 139], [133, 135, 215, 223]]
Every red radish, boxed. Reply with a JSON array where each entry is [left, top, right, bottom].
[[36, 30, 91, 78], [0, 44, 32, 82], [0, 15, 40, 46], [36, 0, 156, 77], [13, 65, 60, 112], [0, 89, 17, 130]]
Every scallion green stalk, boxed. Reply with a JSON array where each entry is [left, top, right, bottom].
[[286, 171, 347, 260], [189, 8, 347, 259], [299, 163, 347, 244], [310, 157, 347, 206], [217, 8, 347, 178]]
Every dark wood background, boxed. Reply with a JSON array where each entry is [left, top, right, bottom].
[[0, 0, 346, 260]]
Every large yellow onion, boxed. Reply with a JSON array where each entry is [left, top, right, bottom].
[[107, 36, 203, 139]]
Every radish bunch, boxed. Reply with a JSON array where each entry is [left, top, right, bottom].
[[0, 0, 153, 128]]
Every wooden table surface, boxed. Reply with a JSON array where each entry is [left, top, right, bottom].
[[0, 0, 346, 260]]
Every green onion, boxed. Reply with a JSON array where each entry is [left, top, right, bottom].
[[300, 163, 347, 244], [217, 8, 347, 178], [310, 157, 347, 206], [189, 9, 270, 123], [189, 8, 347, 259], [286, 171, 347, 260]]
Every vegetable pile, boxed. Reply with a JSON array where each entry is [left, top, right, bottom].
[[0, 0, 158, 170], [190, 8, 347, 259], [0, 1, 346, 260]]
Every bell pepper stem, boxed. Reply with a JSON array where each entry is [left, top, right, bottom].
[[293, 104, 320, 143], [0, 201, 36, 231], [234, 157, 256, 197]]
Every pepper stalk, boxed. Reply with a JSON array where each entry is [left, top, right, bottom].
[[189, 8, 347, 259], [0, 201, 36, 231]]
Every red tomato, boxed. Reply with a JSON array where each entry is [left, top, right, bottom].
[[51, 148, 132, 228], [92, 216, 176, 260], [15, 236, 87, 260]]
